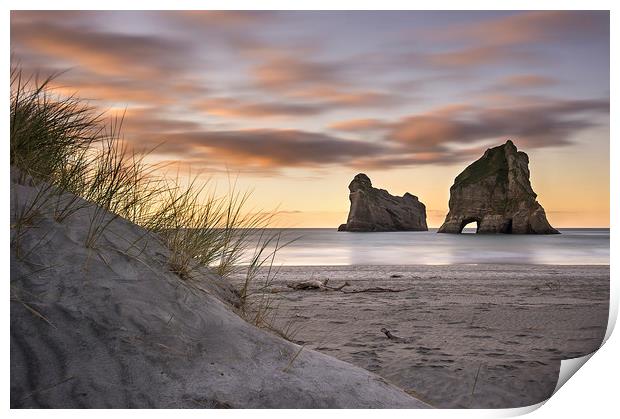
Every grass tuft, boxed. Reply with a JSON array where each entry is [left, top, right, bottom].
[[10, 65, 292, 331]]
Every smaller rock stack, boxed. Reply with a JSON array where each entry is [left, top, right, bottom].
[[338, 173, 428, 232]]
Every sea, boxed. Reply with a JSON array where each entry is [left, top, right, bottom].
[[245, 228, 609, 266]]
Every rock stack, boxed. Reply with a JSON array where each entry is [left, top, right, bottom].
[[438, 140, 559, 234], [338, 173, 428, 232]]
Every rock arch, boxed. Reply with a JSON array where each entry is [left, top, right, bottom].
[[459, 217, 481, 233], [438, 140, 559, 235]]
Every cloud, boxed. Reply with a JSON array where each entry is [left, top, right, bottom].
[[121, 96, 608, 172], [49, 75, 194, 106], [431, 11, 609, 47], [10, 14, 214, 112], [495, 75, 557, 89], [132, 129, 389, 170], [7, 11, 401, 123], [123, 99, 609, 172], [386, 98, 608, 152], [329, 118, 388, 132], [350, 149, 484, 168], [10, 11, 609, 175], [253, 56, 340, 91], [194, 89, 401, 119], [242, 44, 403, 109], [417, 46, 535, 68], [11, 17, 191, 79], [249, 55, 401, 107], [403, 11, 609, 71], [194, 90, 400, 120], [119, 108, 204, 136], [11, 60, 211, 110], [196, 97, 325, 118], [10, 10, 93, 24], [177, 10, 275, 26], [291, 86, 400, 108], [328, 96, 609, 168]]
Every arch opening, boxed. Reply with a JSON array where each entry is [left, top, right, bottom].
[[459, 218, 480, 234]]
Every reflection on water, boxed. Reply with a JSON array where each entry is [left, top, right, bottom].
[[243, 228, 609, 266]]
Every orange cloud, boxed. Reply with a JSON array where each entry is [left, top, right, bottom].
[[387, 99, 609, 152], [160, 129, 387, 169], [196, 97, 324, 118], [431, 11, 608, 46], [120, 108, 203, 136], [329, 118, 387, 132], [10, 10, 609, 177], [292, 86, 398, 107], [418, 46, 534, 68], [248, 53, 401, 109], [47, 78, 170, 105], [118, 96, 608, 173], [11, 19, 189, 79], [253, 56, 339, 90], [178, 10, 274, 26], [12, 62, 210, 110], [495, 74, 557, 89]]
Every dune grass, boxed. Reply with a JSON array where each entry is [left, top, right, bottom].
[[10, 66, 289, 329], [10, 68, 102, 183]]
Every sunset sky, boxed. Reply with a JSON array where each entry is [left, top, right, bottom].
[[10, 10, 610, 227]]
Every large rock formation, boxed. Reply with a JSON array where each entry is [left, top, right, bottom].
[[338, 173, 427, 232], [438, 140, 559, 234]]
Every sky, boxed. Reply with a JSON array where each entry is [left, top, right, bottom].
[[10, 10, 610, 227]]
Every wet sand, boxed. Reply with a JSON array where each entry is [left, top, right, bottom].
[[231, 264, 609, 408]]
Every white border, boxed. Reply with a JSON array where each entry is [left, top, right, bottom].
[[4, 2, 616, 418]]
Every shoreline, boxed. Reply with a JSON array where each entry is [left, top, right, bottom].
[[236, 263, 611, 267], [242, 228, 610, 266]]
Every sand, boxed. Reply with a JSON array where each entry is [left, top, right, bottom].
[[230, 264, 609, 408], [10, 177, 429, 408]]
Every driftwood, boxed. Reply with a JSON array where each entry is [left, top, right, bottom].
[[381, 328, 400, 340], [380, 328, 415, 343], [287, 279, 351, 291], [287, 279, 414, 294], [287, 279, 326, 290], [341, 286, 415, 294], [329, 282, 351, 291]]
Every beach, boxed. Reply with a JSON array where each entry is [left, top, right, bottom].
[[231, 264, 609, 408], [9, 9, 611, 410]]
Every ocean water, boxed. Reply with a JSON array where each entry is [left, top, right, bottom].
[[247, 228, 609, 266]]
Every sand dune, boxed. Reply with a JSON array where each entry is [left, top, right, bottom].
[[10, 178, 429, 408]]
